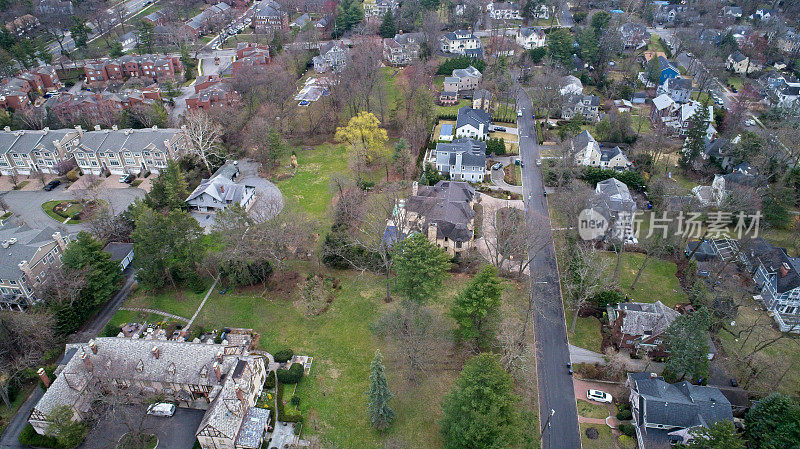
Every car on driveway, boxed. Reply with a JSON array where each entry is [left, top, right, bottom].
[[587, 389, 612, 403], [43, 179, 61, 191], [491, 162, 502, 170], [147, 403, 176, 417]]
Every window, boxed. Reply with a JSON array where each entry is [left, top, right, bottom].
[[48, 254, 54, 263], [9, 280, 16, 285], [42, 257, 47, 265], [53, 247, 59, 254]]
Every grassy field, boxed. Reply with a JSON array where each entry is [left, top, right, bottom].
[[600, 252, 687, 308], [123, 281, 211, 320], [727, 76, 744, 91], [577, 400, 611, 419], [647, 34, 667, 53], [580, 423, 616, 449], [41, 199, 107, 224], [116, 266, 537, 448], [435, 100, 471, 116], [274, 143, 349, 222], [568, 316, 603, 353]]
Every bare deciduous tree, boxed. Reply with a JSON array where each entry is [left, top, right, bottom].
[[181, 110, 225, 175], [480, 204, 551, 277], [561, 243, 609, 333], [0, 310, 56, 407]]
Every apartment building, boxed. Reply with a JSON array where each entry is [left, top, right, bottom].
[[83, 55, 182, 84]]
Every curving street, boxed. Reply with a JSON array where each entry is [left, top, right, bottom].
[[516, 86, 582, 448]]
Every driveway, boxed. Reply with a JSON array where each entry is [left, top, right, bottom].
[[79, 406, 204, 449], [0, 186, 145, 230], [488, 157, 523, 194]]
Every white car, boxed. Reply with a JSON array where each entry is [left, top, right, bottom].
[[587, 389, 612, 404], [146, 403, 176, 417], [516, 110, 522, 117]]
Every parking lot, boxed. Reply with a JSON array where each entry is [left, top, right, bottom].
[[79, 406, 205, 449]]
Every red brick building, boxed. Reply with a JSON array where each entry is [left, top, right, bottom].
[[0, 66, 61, 110], [186, 82, 237, 110], [83, 55, 183, 84], [231, 43, 271, 77]]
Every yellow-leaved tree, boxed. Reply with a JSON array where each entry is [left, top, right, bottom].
[[335, 111, 389, 183]]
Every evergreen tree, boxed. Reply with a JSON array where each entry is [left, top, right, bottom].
[[745, 393, 800, 449], [440, 354, 522, 449], [684, 421, 745, 449], [144, 160, 189, 212], [379, 10, 396, 38], [451, 265, 504, 349], [266, 128, 287, 168], [546, 28, 575, 67], [137, 20, 155, 54], [68, 17, 91, 49], [664, 307, 710, 381], [366, 350, 395, 431], [392, 233, 450, 304], [679, 103, 710, 169]]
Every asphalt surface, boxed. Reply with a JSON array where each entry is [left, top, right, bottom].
[[516, 87, 581, 448], [79, 405, 204, 449], [559, 2, 574, 27]]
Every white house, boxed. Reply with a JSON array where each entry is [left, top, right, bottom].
[[441, 30, 482, 56], [431, 139, 486, 182], [487, 2, 520, 20], [516, 27, 546, 49], [103, 242, 134, 271], [186, 163, 256, 214], [451, 65, 482, 90], [572, 130, 631, 169], [455, 106, 491, 139]]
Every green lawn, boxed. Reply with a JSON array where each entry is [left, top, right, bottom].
[[123, 280, 211, 319], [127, 265, 536, 448], [435, 100, 471, 116], [577, 400, 611, 419], [580, 423, 616, 449], [41, 200, 96, 224], [690, 91, 712, 104], [631, 112, 652, 134], [107, 310, 170, 328], [274, 143, 349, 223], [647, 34, 667, 53], [727, 76, 744, 91], [600, 252, 687, 308], [568, 316, 603, 353]]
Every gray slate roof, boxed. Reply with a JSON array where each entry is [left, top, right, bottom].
[[407, 181, 475, 242], [455, 106, 491, 130], [595, 178, 635, 213], [744, 238, 800, 294], [616, 301, 679, 337], [0, 223, 61, 280], [435, 139, 486, 170], [102, 242, 133, 262]]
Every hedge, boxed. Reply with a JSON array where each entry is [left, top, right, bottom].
[[616, 409, 633, 421], [276, 363, 304, 384], [19, 424, 62, 448], [619, 423, 636, 437]]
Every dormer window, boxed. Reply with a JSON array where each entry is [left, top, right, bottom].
[[136, 360, 144, 372], [167, 363, 176, 375]]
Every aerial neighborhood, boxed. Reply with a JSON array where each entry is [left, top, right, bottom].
[[1, 0, 800, 448]]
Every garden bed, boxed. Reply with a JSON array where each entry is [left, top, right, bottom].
[[41, 199, 107, 224]]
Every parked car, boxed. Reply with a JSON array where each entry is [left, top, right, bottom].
[[587, 389, 613, 403], [491, 162, 502, 170], [494, 126, 506, 132], [146, 403, 176, 417], [536, 158, 541, 166], [567, 362, 573, 375], [43, 179, 61, 191], [517, 109, 523, 117], [119, 174, 134, 183]]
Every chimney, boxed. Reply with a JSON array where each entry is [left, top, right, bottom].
[[780, 262, 791, 278], [152, 125, 157, 130], [427, 222, 438, 242], [74, 125, 83, 136], [94, 125, 101, 131], [18, 260, 32, 279], [151, 346, 160, 359], [220, 185, 225, 193], [216, 351, 223, 363], [3, 126, 10, 132], [81, 351, 93, 372], [412, 181, 418, 196], [235, 385, 246, 406], [42, 127, 49, 134], [37, 368, 51, 388], [213, 362, 222, 381], [89, 340, 97, 354], [112, 125, 118, 131], [649, 372, 657, 379], [52, 232, 67, 252]]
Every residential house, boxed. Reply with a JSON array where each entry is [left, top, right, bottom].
[[530, 3, 549, 19], [382, 32, 423, 66], [691, 172, 758, 207], [83, 55, 183, 84], [45, 87, 163, 125], [0, 81, 32, 110], [560, 75, 583, 96], [772, 77, 800, 108], [0, 127, 79, 175], [290, 13, 311, 29], [699, 29, 722, 46], [142, 10, 166, 26], [593, 178, 636, 242], [185, 2, 231, 37], [0, 225, 72, 310], [778, 29, 800, 53], [651, 98, 715, 138], [186, 163, 256, 213], [722, 6, 742, 18], [451, 65, 482, 91], [515, 27, 545, 50], [487, 2, 521, 20], [744, 238, 800, 332], [430, 139, 486, 182], [119, 31, 138, 52], [439, 84, 458, 105], [455, 106, 491, 139], [29, 337, 269, 449], [36, 0, 73, 15], [103, 242, 134, 271], [726, 51, 761, 74], [0, 66, 60, 110], [649, 93, 677, 123], [619, 22, 650, 49], [609, 301, 679, 357], [572, 130, 631, 170], [71, 127, 185, 176], [657, 77, 692, 103], [313, 40, 348, 73], [627, 373, 734, 448], [473, 89, 492, 112], [404, 181, 476, 255], [313, 15, 331, 31], [750, 8, 778, 21], [658, 56, 680, 85], [562, 94, 601, 121], [232, 43, 271, 76], [655, 3, 688, 23], [362, 0, 397, 18], [702, 137, 733, 169], [253, 0, 288, 32], [5, 14, 39, 37], [186, 82, 237, 110], [440, 30, 482, 56]]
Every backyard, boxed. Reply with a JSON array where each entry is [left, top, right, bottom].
[[599, 252, 687, 308], [109, 265, 539, 448]]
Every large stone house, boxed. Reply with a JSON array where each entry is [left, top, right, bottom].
[[404, 181, 475, 255], [30, 337, 270, 449], [440, 30, 482, 56], [0, 226, 72, 310], [455, 106, 491, 139], [609, 301, 679, 358], [627, 373, 733, 448], [382, 32, 423, 66], [313, 40, 348, 73], [430, 139, 486, 182], [186, 163, 256, 213], [572, 130, 631, 170], [743, 238, 800, 332], [252, 0, 288, 33]]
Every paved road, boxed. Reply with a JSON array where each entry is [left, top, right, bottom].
[[559, 1, 574, 27], [0, 185, 144, 231], [516, 86, 581, 448]]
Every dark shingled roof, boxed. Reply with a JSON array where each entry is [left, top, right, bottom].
[[102, 242, 133, 262], [406, 181, 475, 242], [744, 238, 800, 294]]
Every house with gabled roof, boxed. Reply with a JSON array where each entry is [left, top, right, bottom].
[[186, 163, 256, 214], [742, 238, 800, 332], [657, 77, 692, 103], [404, 181, 476, 255], [430, 139, 486, 182], [440, 30, 481, 56], [572, 130, 631, 170], [516, 27, 545, 49], [609, 301, 679, 357], [593, 178, 637, 242], [455, 106, 491, 139], [627, 373, 734, 448]]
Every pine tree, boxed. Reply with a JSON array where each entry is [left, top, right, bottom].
[[379, 10, 396, 38], [451, 265, 504, 349], [392, 233, 450, 304], [367, 350, 395, 431], [680, 103, 710, 169]]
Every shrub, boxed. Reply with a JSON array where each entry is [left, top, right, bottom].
[[616, 409, 633, 421], [101, 323, 121, 337], [274, 349, 294, 363], [264, 372, 276, 389], [65, 169, 79, 182], [592, 289, 623, 308], [276, 363, 304, 384], [19, 424, 61, 448], [619, 424, 636, 437], [289, 395, 301, 406]]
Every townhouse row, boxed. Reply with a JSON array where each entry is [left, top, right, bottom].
[[83, 55, 183, 84]]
